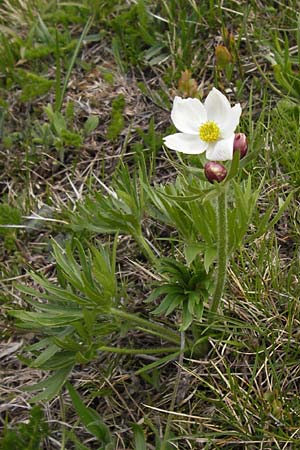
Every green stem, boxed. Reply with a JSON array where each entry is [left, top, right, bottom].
[[97, 345, 179, 355], [111, 307, 181, 345], [209, 188, 228, 321], [161, 332, 185, 450], [59, 394, 66, 450], [135, 232, 158, 265]]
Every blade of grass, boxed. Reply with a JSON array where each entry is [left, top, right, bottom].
[[55, 15, 93, 111]]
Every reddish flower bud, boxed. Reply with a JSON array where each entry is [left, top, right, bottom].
[[204, 161, 227, 183], [233, 133, 248, 159]]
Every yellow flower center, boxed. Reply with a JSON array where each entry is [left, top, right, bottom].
[[199, 121, 220, 143]]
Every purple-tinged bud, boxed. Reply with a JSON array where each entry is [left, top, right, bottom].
[[204, 161, 227, 183], [233, 133, 248, 159]]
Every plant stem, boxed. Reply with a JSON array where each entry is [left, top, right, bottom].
[[161, 332, 185, 450], [209, 188, 228, 321], [135, 232, 158, 265], [59, 394, 66, 450], [97, 345, 179, 355], [111, 307, 181, 345]]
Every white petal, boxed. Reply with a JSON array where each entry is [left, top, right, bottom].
[[220, 104, 242, 138], [171, 96, 207, 134], [204, 87, 231, 125], [163, 133, 207, 154], [205, 135, 234, 161]]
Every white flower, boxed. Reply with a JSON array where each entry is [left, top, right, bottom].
[[163, 88, 242, 161]]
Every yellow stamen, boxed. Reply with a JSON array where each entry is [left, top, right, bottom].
[[199, 121, 220, 143]]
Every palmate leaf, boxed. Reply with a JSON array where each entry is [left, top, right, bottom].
[[164, 295, 185, 316], [69, 164, 145, 240], [153, 171, 220, 204], [159, 258, 191, 285], [144, 181, 197, 239], [226, 177, 259, 253], [152, 293, 184, 316], [144, 284, 183, 303], [14, 239, 118, 318], [144, 175, 219, 245], [9, 238, 122, 399], [189, 199, 216, 245], [52, 240, 92, 292], [51, 239, 116, 310], [71, 194, 138, 235], [91, 245, 117, 300], [148, 255, 212, 330]]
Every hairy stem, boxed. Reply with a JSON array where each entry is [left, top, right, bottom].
[[209, 189, 228, 321], [97, 345, 179, 355], [161, 332, 185, 450], [111, 307, 181, 345]]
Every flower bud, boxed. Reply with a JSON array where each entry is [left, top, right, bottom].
[[215, 45, 232, 69], [204, 161, 227, 183], [233, 133, 248, 159]]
